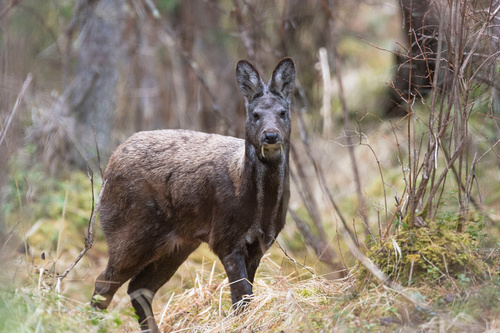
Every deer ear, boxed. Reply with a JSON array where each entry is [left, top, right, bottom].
[[236, 60, 264, 102], [269, 58, 296, 100]]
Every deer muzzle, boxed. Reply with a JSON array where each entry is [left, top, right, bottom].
[[261, 143, 283, 159]]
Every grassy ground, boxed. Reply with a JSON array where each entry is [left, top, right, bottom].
[[1, 247, 499, 332]]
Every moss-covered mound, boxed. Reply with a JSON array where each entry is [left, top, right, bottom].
[[357, 222, 491, 287]]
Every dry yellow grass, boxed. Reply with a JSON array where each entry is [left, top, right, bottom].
[[1, 226, 500, 333]]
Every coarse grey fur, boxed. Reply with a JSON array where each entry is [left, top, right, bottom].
[[92, 58, 296, 332]]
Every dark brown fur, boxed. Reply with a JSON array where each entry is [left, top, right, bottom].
[[92, 58, 296, 332]]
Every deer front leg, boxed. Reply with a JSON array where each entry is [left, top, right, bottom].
[[220, 248, 253, 310], [245, 239, 265, 284]]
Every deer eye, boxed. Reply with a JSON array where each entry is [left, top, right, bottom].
[[253, 113, 260, 120], [280, 110, 287, 118]]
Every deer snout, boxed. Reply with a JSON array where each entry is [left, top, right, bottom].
[[261, 129, 282, 146], [265, 132, 279, 144], [260, 130, 283, 159]]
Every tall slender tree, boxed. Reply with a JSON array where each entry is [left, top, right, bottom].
[[70, 0, 124, 166]]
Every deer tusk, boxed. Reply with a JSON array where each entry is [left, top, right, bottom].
[[280, 144, 283, 155], [261, 146, 266, 158]]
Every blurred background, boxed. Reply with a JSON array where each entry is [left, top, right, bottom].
[[0, 0, 499, 321]]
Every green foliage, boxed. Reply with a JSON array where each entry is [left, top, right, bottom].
[[157, 0, 180, 13], [0, 286, 137, 332], [1, 147, 105, 254]]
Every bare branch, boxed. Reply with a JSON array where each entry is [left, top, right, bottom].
[[274, 240, 315, 276], [56, 179, 107, 292]]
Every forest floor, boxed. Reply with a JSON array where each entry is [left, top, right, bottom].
[[1, 237, 499, 333]]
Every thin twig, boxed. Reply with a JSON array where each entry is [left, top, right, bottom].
[[459, 3, 500, 78], [56, 179, 106, 291], [406, 10, 415, 228], [274, 240, 315, 276], [357, 130, 388, 224], [427, 139, 466, 204], [358, 35, 407, 58], [294, 102, 358, 248], [93, 125, 104, 179]]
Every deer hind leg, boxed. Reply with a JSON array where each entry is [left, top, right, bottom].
[[92, 261, 142, 310], [92, 230, 158, 310], [127, 241, 201, 333]]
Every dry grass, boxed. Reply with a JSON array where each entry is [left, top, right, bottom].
[[151, 254, 352, 332], [2, 235, 499, 333]]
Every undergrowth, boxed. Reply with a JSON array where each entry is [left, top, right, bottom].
[[1, 254, 500, 332], [357, 221, 495, 288], [0, 285, 137, 332]]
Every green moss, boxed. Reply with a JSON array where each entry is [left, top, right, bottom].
[[357, 221, 489, 287]]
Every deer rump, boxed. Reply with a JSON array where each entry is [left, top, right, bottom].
[[92, 58, 295, 332]]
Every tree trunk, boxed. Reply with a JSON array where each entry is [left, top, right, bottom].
[[385, 0, 441, 116], [71, 0, 123, 167]]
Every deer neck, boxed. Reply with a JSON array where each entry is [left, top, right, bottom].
[[242, 142, 289, 238]]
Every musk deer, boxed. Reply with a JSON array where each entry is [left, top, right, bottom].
[[92, 58, 296, 332]]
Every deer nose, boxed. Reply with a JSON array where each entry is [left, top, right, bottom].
[[265, 132, 279, 144]]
